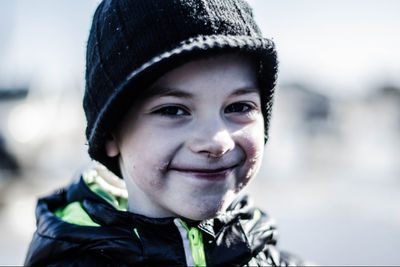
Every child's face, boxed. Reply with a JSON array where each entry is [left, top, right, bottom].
[[106, 54, 265, 220]]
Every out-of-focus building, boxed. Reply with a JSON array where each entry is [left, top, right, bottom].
[[263, 82, 400, 181], [0, 87, 28, 178]]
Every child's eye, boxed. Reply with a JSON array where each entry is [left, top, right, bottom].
[[225, 103, 254, 113], [153, 106, 190, 116]]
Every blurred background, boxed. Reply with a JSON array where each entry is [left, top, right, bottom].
[[0, 0, 399, 265]]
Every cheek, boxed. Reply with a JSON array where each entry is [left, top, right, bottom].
[[126, 149, 164, 179], [240, 118, 265, 155], [236, 122, 265, 178], [122, 152, 166, 193], [119, 131, 177, 189]]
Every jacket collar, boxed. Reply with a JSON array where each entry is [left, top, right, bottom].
[[36, 166, 278, 265], [74, 171, 278, 264]]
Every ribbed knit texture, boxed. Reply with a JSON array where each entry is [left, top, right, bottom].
[[84, 0, 278, 176]]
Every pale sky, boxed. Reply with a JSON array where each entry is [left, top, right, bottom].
[[251, 0, 400, 96], [1, 0, 399, 97]]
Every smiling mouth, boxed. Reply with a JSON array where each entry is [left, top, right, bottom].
[[168, 165, 237, 180]]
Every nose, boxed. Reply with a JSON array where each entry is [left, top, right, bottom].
[[188, 120, 235, 158]]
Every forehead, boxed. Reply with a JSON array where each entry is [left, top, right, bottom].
[[146, 54, 259, 98]]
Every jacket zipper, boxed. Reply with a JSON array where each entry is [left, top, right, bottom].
[[174, 218, 207, 267]]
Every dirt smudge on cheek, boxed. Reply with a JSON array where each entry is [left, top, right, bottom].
[[235, 151, 263, 193], [157, 161, 170, 174], [149, 178, 164, 190], [147, 161, 170, 190]]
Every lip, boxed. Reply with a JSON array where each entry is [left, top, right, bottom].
[[169, 165, 236, 180]]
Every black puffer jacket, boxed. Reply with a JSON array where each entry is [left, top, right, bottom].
[[25, 167, 305, 266]]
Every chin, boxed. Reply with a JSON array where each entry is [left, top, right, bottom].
[[178, 193, 235, 221], [181, 208, 221, 221]]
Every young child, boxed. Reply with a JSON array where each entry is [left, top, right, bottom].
[[25, 0, 305, 266]]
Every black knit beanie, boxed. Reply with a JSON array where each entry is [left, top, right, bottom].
[[84, 0, 278, 177]]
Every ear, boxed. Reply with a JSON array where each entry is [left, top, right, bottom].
[[105, 134, 120, 157]]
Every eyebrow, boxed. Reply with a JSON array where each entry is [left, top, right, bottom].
[[147, 85, 259, 99], [147, 86, 194, 99], [230, 87, 260, 97]]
